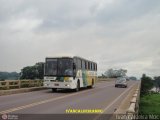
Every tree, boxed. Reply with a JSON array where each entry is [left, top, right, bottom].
[[104, 68, 127, 78], [154, 76, 160, 92], [35, 62, 44, 79], [141, 74, 154, 94], [20, 62, 44, 80], [129, 76, 137, 80]]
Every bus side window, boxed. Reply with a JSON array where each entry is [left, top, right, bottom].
[[82, 60, 85, 70], [88, 62, 90, 70], [94, 63, 96, 71], [77, 59, 81, 69], [93, 63, 94, 71], [90, 63, 92, 71], [81, 60, 83, 69], [85, 61, 87, 70], [88, 62, 89, 70], [96, 64, 97, 71]]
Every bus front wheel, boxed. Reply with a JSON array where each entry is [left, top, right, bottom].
[[52, 88, 57, 92]]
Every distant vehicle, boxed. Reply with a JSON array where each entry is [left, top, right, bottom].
[[124, 76, 130, 81], [129, 76, 137, 81], [115, 77, 127, 88], [43, 56, 97, 92]]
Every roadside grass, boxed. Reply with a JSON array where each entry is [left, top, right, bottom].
[[139, 93, 160, 114]]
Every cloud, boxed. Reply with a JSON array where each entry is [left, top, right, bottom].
[[0, 0, 160, 78]]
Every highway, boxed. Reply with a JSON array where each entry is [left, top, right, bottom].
[[0, 80, 139, 120]]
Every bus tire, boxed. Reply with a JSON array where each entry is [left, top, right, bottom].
[[52, 88, 57, 92], [75, 80, 80, 92]]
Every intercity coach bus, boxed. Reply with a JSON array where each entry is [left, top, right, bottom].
[[43, 56, 97, 92]]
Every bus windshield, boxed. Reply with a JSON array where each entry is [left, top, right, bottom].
[[45, 58, 73, 76]]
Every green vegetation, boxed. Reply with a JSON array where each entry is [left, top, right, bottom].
[[104, 68, 127, 78], [139, 74, 160, 115], [141, 74, 154, 94], [20, 62, 44, 80], [154, 76, 160, 92], [0, 62, 44, 80], [0, 72, 20, 80], [139, 93, 160, 114]]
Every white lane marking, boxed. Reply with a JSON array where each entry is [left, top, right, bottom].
[[103, 84, 136, 112], [0, 90, 90, 114], [0, 83, 114, 114], [94, 83, 137, 120]]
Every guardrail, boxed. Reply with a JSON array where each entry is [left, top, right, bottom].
[[0, 80, 43, 90], [0, 78, 113, 90], [126, 83, 141, 116]]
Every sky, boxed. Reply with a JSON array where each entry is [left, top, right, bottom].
[[0, 0, 160, 78]]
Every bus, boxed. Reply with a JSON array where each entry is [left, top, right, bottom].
[[43, 56, 97, 92]]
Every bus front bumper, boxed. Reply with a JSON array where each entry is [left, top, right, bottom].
[[43, 82, 76, 89]]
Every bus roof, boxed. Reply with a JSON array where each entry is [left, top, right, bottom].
[[74, 56, 97, 64], [46, 56, 97, 64]]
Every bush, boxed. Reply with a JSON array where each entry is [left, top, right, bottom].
[[141, 74, 154, 95], [139, 94, 160, 114]]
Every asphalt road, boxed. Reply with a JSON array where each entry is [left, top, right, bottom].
[[0, 80, 139, 120]]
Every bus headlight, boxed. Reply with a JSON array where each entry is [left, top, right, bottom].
[[65, 84, 70, 87], [44, 83, 48, 86]]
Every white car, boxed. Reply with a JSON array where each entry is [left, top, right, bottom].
[[115, 77, 127, 88]]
